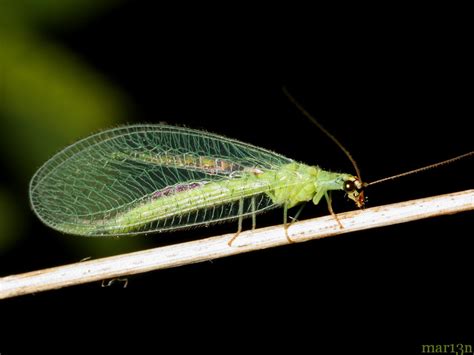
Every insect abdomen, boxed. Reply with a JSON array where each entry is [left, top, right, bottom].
[[57, 175, 275, 236]]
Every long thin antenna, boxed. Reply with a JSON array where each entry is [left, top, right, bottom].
[[282, 86, 362, 181], [368, 151, 474, 186]]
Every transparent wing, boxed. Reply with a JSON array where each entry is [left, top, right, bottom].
[[29, 124, 293, 236]]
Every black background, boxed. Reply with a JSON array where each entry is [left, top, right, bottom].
[[1, 3, 473, 354]]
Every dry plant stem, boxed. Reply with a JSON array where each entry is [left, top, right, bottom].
[[1, 189, 473, 300]]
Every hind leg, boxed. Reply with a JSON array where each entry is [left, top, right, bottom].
[[283, 203, 295, 243], [228, 198, 245, 246]]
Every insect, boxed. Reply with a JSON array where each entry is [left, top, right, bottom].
[[29, 122, 365, 245], [29, 91, 473, 245]]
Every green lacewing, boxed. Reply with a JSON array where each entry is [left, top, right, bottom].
[[29, 124, 365, 240]]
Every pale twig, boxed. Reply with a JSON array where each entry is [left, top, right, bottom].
[[1, 190, 473, 300]]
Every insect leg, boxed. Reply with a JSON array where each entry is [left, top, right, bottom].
[[101, 277, 129, 288], [324, 192, 343, 229], [290, 203, 307, 226], [283, 203, 295, 243], [228, 198, 244, 246], [251, 196, 257, 230], [312, 189, 325, 205]]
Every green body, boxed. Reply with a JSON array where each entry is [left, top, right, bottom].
[[29, 125, 359, 237]]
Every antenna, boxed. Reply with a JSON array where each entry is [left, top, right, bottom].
[[283, 87, 473, 190], [367, 151, 474, 186], [282, 86, 363, 181]]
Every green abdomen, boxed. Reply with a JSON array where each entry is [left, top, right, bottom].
[[57, 163, 320, 236]]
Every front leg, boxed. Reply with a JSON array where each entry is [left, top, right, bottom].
[[324, 192, 343, 229], [312, 188, 326, 205]]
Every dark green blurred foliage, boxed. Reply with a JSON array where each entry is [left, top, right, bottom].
[[1, 0, 119, 28], [0, 0, 131, 254]]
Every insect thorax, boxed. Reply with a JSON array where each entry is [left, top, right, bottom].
[[256, 163, 320, 208]]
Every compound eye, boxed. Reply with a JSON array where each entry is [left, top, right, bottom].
[[343, 180, 356, 192]]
